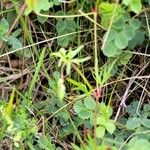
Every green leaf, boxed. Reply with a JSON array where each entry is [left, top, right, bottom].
[[134, 31, 145, 44], [38, 135, 55, 150], [67, 78, 88, 93], [56, 19, 77, 46], [126, 117, 141, 130], [27, 142, 36, 150], [37, 15, 48, 24], [129, 30, 145, 48], [51, 48, 66, 58], [99, 2, 116, 13], [130, 0, 142, 13], [128, 138, 150, 150], [126, 101, 139, 117], [141, 118, 150, 128], [99, 2, 122, 28], [103, 29, 117, 42], [57, 36, 70, 47], [102, 41, 119, 57], [100, 102, 113, 119], [53, 0, 61, 5], [25, 0, 53, 15], [0, 18, 9, 35], [144, 104, 150, 112], [97, 116, 107, 126], [74, 100, 92, 119], [74, 100, 84, 114], [119, 52, 133, 65], [28, 48, 46, 99], [11, 29, 22, 38], [113, 18, 125, 30], [68, 45, 84, 59], [123, 24, 135, 40], [40, 1, 53, 11], [78, 109, 92, 119], [130, 19, 141, 30], [98, 60, 116, 84], [114, 31, 128, 49], [122, 0, 142, 13], [96, 126, 105, 138], [122, 0, 131, 5], [84, 97, 96, 110], [18, 48, 32, 59], [7, 36, 22, 49], [72, 57, 91, 64], [105, 120, 116, 134], [0, 34, 9, 41]]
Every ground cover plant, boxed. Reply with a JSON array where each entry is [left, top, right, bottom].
[[0, 0, 150, 149]]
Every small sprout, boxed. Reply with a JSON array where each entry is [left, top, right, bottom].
[[51, 45, 91, 75]]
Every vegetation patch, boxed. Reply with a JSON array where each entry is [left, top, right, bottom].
[[0, 0, 150, 149]]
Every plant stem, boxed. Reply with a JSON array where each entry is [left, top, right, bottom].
[[72, 64, 93, 91], [93, 11, 99, 150], [94, 96, 99, 150], [94, 11, 99, 87]]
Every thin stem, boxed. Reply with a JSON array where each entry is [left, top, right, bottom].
[[72, 64, 93, 91], [94, 96, 99, 150], [94, 11, 99, 87], [0, 29, 95, 58], [78, 9, 105, 30], [93, 11, 98, 150], [37, 12, 94, 19]]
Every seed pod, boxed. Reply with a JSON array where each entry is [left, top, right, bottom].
[[57, 78, 66, 101]]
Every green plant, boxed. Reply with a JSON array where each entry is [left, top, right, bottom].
[[122, 0, 142, 13], [37, 135, 56, 150], [74, 96, 96, 120], [95, 60, 117, 85], [56, 11, 78, 46], [101, 15, 141, 57], [51, 45, 91, 100], [128, 138, 150, 150], [72, 135, 117, 150], [0, 18, 22, 50], [0, 0, 149, 149], [96, 103, 116, 138], [25, 0, 54, 15], [0, 100, 38, 148], [99, 2, 123, 29], [125, 101, 150, 130], [51, 45, 91, 75]]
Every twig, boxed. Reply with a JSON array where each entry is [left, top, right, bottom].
[[115, 61, 150, 121], [136, 79, 148, 116]]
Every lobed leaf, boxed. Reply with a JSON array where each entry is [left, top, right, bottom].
[[126, 117, 141, 130], [102, 41, 119, 57], [96, 126, 105, 138], [84, 97, 96, 110], [105, 120, 116, 134], [114, 31, 128, 49]]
